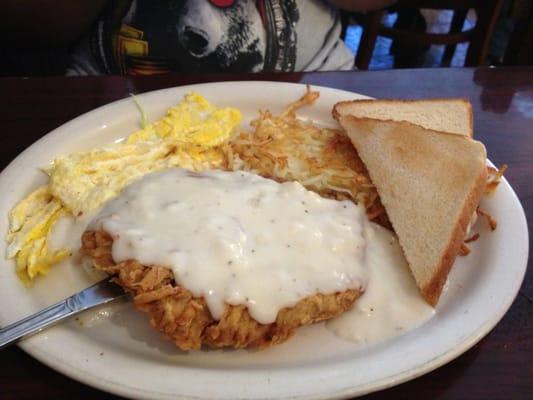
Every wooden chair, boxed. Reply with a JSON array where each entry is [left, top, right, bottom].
[[355, 0, 505, 69], [503, 0, 533, 65]]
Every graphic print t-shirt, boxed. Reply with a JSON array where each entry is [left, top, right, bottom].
[[68, 0, 354, 75]]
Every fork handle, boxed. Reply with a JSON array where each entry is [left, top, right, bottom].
[[0, 298, 79, 350]]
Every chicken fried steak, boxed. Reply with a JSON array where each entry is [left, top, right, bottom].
[[82, 230, 361, 350]]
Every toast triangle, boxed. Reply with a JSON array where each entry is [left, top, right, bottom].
[[338, 115, 487, 305], [333, 98, 473, 137]]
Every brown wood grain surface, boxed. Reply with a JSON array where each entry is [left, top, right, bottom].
[[0, 68, 531, 400]]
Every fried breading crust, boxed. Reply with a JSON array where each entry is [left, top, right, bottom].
[[81, 230, 361, 350]]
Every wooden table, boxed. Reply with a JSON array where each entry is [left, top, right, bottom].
[[0, 68, 531, 399]]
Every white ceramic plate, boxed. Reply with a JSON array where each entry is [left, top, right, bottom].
[[0, 82, 528, 400]]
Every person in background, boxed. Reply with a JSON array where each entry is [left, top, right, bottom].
[[2, 0, 395, 76]]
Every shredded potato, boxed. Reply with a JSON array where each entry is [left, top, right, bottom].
[[485, 164, 507, 196], [464, 233, 480, 243], [222, 87, 505, 253], [459, 164, 504, 254], [477, 207, 497, 230], [223, 87, 389, 226], [459, 243, 471, 256]]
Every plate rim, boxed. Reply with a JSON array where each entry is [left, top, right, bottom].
[[1, 81, 529, 400]]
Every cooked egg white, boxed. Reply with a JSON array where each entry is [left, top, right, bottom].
[[6, 92, 242, 281], [48, 141, 224, 217]]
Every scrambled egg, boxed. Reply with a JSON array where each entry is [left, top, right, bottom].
[[48, 141, 225, 217], [7, 92, 241, 282], [7, 187, 69, 281], [127, 92, 241, 146]]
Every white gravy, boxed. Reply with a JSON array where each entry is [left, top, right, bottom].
[[90, 168, 369, 324], [327, 223, 435, 345]]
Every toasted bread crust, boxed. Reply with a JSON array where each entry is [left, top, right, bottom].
[[465, 101, 473, 137], [332, 98, 473, 138], [421, 165, 487, 305]]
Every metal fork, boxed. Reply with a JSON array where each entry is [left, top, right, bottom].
[[0, 279, 128, 349]]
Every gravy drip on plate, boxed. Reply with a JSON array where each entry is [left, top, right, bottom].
[[327, 224, 435, 345], [90, 168, 369, 324]]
